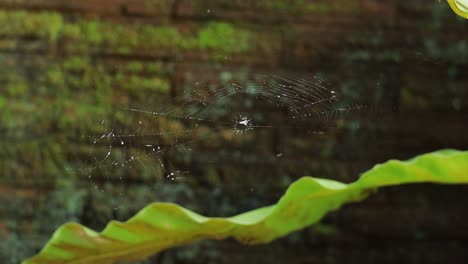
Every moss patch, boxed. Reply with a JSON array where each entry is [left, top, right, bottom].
[[262, 0, 358, 13], [0, 10, 252, 55]]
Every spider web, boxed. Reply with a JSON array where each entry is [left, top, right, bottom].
[[76, 73, 364, 210]]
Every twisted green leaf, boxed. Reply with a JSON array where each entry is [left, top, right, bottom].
[[447, 0, 468, 18], [24, 149, 468, 264]]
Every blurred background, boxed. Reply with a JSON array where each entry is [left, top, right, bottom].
[[1, 0, 468, 263]]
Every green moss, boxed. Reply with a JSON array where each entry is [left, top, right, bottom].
[[126, 62, 144, 72], [0, 10, 252, 56], [305, 2, 358, 13], [146, 62, 165, 74], [127, 76, 170, 93], [0, 96, 5, 108], [46, 67, 65, 86], [198, 22, 251, 53], [141, 77, 170, 92], [81, 21, 104, 45], [7, 80, 28, 97], [0, 10, 63, 41], [79, 20, 251, 54], [139, 26, 184, 50], [63, 57, 89, 71], [263, 0, 357, 13]]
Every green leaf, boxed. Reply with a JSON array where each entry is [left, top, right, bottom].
[[23, 149, 468, 264], [447, 0, 468, 18]]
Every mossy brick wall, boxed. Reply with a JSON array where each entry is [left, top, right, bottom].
[[1, 0, 468, 263]]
